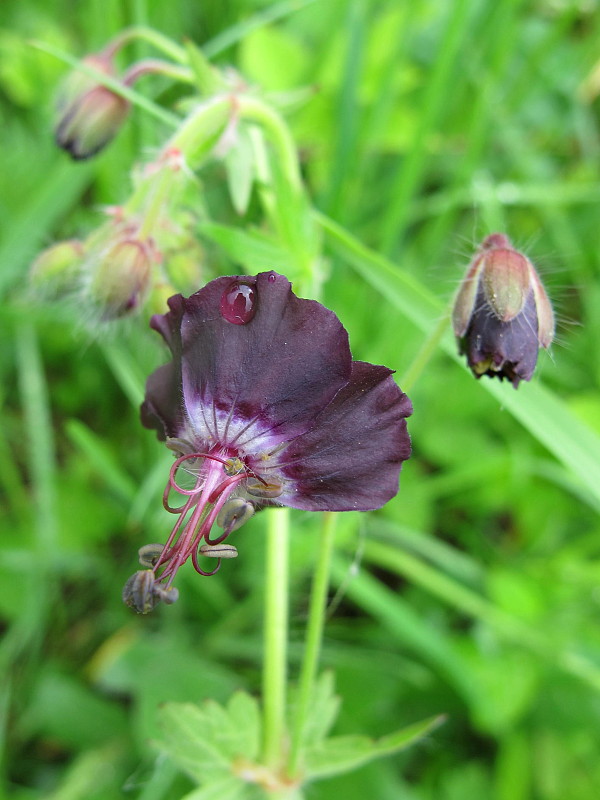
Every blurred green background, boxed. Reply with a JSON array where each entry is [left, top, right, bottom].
[[2, 0, 600, 798]]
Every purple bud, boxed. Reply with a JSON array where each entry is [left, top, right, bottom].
[[55, 54, 130, 160], [452, 234, 555, 388], [89, 237, 155, 318]]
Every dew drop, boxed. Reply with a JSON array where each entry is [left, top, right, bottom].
[[220, 280, 256, 324], [267, 273, 276, 283]]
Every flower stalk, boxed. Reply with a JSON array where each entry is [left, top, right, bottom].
[[262, 507, 290, 770], [288, 511, 337, 777]]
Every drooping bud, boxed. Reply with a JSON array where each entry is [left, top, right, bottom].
[[55, 54, 130, 160], [30, 239, 85, 297], [452, 234, 555, 388], [89, 237, 154, 318]]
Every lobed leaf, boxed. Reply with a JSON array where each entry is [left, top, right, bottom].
[[304, 715, 445, 780]]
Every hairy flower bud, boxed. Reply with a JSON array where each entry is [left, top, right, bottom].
[[55, 54, 129, 160], [30, 239, 85, 296], [452, 233, 554, 387], [89, 238, 154, 318]]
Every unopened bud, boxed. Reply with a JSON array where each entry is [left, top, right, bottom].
[[90, 238, 153, 318], [30, 239, 84, 296], [55, 54, 129, 160], [452, 233, 555, 387]]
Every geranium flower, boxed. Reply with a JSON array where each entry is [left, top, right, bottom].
[[123, 271, 412, 613]]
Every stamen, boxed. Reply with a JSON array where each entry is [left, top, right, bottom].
[[246, 479, 283, 499], [191, 547, 222, 575], [138, 543, 164, 567], [199, 542, 238, 558], [216, 498, 255, 534]]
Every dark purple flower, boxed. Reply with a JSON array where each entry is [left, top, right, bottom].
[[452, 233, 555, 388], [124, 271, 412, 612]]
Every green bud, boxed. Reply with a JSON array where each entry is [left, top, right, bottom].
[[30, 239, 84, 296], [89, 238, 154, 318]]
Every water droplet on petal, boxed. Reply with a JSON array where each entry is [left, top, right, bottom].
[[267, 273, 276, 283], [220, 280, 256, 324]]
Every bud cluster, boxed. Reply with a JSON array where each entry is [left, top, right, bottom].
[[31, 147, 207, 321]]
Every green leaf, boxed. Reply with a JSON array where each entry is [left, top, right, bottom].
[[183, 39, 225, 96], [65, 419, 137, 503], [304, 714, 445, 779], [180, 776, 250, 800], [225, 691, 262, 761], [224, 124, 256, 216], [158, 693, 262, 786], [298, 671, 340, 747], [239, 25, 309, 92], [200, 221, 292, 273]]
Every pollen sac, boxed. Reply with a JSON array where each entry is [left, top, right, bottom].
[[138, 543, 164, 568], [452, 233, 555, 388], [122, 570, 160, 614], [216, 498, 255, 535], [245, 479, 283, 499], [199, 543, 239, 558], [224, 457, 245, 476], [155, 585, 179, 605]]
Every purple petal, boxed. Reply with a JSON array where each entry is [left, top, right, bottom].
[[275, 362, 413, 511], [142, 272, 352, 448]]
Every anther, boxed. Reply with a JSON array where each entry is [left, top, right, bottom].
[[138, 543, 164, 567], [216, 498, 255, 535], [199, 543, 239, 559]]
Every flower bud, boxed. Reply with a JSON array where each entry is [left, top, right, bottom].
[[30, 239, 84, 296], [89, 238, 154, 318], [452, 234, 554, 387], [55, 54, 129, 160]]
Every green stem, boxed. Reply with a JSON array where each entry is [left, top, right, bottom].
[[237, 96, 301, 190], [262, 507, 290, 768], [106, 25, 188, 63], [287, 512, 337, 777], [399, 313, 450, 393], [31, 40, 181, 128], [166, 96, 231, 160], [123, 58, 193, 86]]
